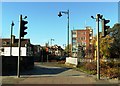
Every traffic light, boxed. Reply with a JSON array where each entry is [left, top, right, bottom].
[[20, 19, 28, 37], [101, 18, 110, 37]]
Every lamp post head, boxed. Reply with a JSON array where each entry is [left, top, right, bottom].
[[12, 21, 14, 26], [58, 12, 62, 17], [24, 16, 27, 19], [91, 16, 95, 19]]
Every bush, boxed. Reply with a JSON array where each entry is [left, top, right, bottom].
[[100, 61, 108, 68], [84, 62, 97, 71], [78, 60, 119, 79], [100, 68, 108, 77], [100, 60, 119, 78], [107, 68, 118, 78]]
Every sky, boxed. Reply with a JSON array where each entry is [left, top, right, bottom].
[[1, 0, 120, 2], [1, 2, 119, 47]]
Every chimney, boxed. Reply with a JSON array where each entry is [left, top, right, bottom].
[[12, 35, 15, 44]]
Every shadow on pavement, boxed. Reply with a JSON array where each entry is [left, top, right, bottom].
[[20, 64, 72, 77], [2, 63, 71, 77]]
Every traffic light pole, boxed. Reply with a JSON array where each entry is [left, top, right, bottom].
[[17, 15, 22, 78], [96, 14, 100, 80]]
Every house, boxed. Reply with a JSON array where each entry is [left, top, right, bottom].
[[0, 35, 33, 56], [33, 45, 41, 56], [50, 45, 64, 56]]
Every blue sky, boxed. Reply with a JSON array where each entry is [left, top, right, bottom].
[[2, 2, 118, 47]]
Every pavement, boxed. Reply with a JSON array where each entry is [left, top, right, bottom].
[[1, 62, 120, 85]]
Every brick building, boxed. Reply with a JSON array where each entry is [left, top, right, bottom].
[[71, 26, 93, 57]]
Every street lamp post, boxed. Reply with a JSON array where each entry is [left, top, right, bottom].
[[91, 14, 103, 80], [63, 44, 66, 49], [51, 39, 54, 47], [10, 21, 14, 56], [58, 9, 69, 57]]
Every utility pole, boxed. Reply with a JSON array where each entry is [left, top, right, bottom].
[[47, 53, 48, 62], [67, 9, 69, 57], [10, 21, 14, 56]]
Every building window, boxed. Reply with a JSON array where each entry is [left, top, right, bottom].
[[72, 38, 76, 43], [83, 32, 86, 35], [73, 34, 76, 37], [72, 38, 76, 42], [78, 42, 82, 45], [89, 34, 92, 37], [1, 48, 4, 52], [3, 41, 6, 45], [72, 42, 76, 46], [83, 42, 86, 46], [84, 37, 86, 40], [72, 31, 76, 34], [7, 42, 10, 45], [78, 38, 80, 40], [72, 48, 76, 52], [83, 47, 86, 50], [78, 32, 80, 35], [81, 37, 85, 40], [81, 37, 83, 40]]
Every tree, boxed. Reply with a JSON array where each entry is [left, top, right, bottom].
[[77, 45, 85, 58], [100, 34, 113, 59], [65, 44, 72, 56], [100, 23, 120, 59], [90, 36, 97, 59], [109, 23, 120, 58]]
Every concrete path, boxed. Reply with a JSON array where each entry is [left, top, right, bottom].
[[2, 62, 119, 85]]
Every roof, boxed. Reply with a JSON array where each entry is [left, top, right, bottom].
[[1, 38, 31, 47], [71, 26, 93, 31]]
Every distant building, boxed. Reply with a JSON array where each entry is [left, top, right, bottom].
[[71, 26, 93, 57], [33, 45, 42, 56], [44, 44, 64, 57], [0, 35, 33, 56], [51, 45, 64, 56]]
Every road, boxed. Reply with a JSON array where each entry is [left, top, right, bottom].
[[2, 62, 119, 85]]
